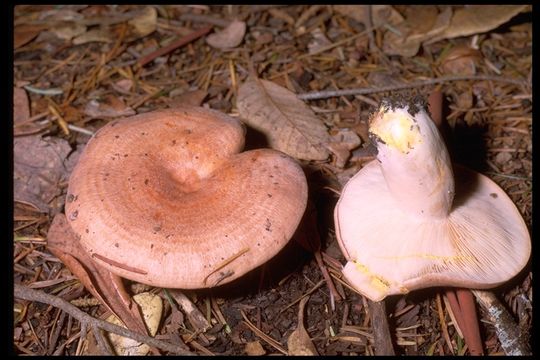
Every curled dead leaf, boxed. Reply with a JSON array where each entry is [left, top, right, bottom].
[[237, 77, 330, 160], [287, 296, 318, 355], [206, 20, 246, 49], [47, 213, 148, 336]]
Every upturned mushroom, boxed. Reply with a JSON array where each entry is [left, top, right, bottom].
[[334, 96, 531, 301], [65, 107, 308, 289]]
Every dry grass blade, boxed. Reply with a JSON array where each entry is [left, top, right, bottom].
[[240, 310, 287, 355]]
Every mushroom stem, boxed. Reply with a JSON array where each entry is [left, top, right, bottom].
[[369, 99, 454, 219]]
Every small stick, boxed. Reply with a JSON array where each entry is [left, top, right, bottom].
[[368, 300, 395, 355], [14, 284, 194, 355], [137, 25, 213, 68], [472, 290, 531, 356], [297, 75, 528, 101]]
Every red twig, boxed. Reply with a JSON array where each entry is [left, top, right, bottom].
[[136, 25, 213, 68]]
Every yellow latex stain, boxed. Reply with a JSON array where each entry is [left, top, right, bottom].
[[353, 260, 390, 292], [369, 107, 422, 153]]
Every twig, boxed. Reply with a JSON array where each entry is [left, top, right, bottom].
[[179, 13, 231, 27], [92, 324, 115, 355], [297, 75, 529, 101], [472, 290, 531, 356], [367, 300, 395, 355], [137, 25, 213, 67], [14, 284, 194, 355]]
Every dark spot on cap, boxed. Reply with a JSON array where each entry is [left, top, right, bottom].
[[267, 193, 272, 198], [115, 243, 119, 248], [67, 194, 76, 203], [145, 179, 149, 185], [85, 228, 89, 233], [150, 244, 154, 249], [69, 211, 78, 220], [490, 193, 498, 198], [153, 225, 162, 232], [172, 140, 177, 145], [115, 135, 120, 139]]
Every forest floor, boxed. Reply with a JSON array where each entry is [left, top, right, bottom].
[[13, 5, 532, 355]]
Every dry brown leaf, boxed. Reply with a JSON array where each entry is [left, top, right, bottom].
[[237, 77, 330, 160], [371, 5, 405, 27], [308, 28, 332, 55], [327, 128, 362, 168], [168, 89, 208, 108], [382, 6, 452, 57], [14, 24, 46, 49], [428, 5, 529, 44], [14, 135, 72, 212], [83, 95, 136, 119], [439, 45, 481, 76], [128, 6, 157, 39], [245, 340, 266, 356], [333, 5, 368, 24], [13, 87, 30, 124], [334, 5, 404, 28], [206, 20, 246, 49], [51, 22, 87, 40], [287, 296, 318, 355], [47, 213, 148, 336], [73, 27, 114, 45]]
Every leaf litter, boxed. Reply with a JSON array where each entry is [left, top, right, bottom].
[[13, 5, 531, 356]]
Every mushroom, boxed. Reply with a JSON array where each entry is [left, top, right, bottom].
[[334, 96, 531, 301], [65, 107, 308, 289]]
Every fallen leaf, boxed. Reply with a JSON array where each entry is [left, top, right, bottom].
[[371, 5, 405, 27], [111, 79, 134, 94], [333, 5, 367, 24], [168, 89, 208, 108], [51, 22, 87, 40], [287, 296, 318, 355], [14, 24, 46, 49], [13, 87, 30, 124], [206, 20, 246, 49], [439, 44, 481, 76], [14, 135, 72, 212], [47, 213, 148, 336], [308, 28, 332, 55], [72, 27, 114, 45], [428, 5, 530, 44], [237, 77, 330, 160], [83, 95, 136, 118], [245, 340, 266, 356], [106, 292, 163, 356], [333, 5, 403, 28], [327, 128, 362, 168], [128, 6, 157, 40], [382, 6, 452, 57]]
